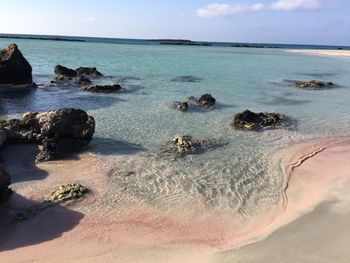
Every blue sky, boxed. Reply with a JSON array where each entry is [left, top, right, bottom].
[[0, 0, 349, 45]]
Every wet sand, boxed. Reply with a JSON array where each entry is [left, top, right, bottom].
[[216, 139, 350, 262], [1, 139, 350, 262], [287, 49, 350, 57]]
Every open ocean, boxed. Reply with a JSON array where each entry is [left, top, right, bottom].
[[1, 36, 350, 220]]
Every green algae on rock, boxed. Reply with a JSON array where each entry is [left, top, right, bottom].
[[43, 183, 89, 203], [295, 80, 334, 89]]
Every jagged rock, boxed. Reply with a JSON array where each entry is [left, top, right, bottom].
[[43, 183, 89, 203], [75, 75, 91, 86], [54, 65, 77, 80], [188, 94, 216, 107], [0, 43, 33, 85], [75, 67, 102, 77], [82, 84, 122, 93], [0, 108, 95, 162], [295, 80, 334, 89], [231, 110, 284, 131]]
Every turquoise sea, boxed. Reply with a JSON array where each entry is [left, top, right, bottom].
[[1, 38, 350, 218]]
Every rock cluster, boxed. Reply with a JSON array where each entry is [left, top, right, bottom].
[[231, 110, 284, 131], [0, 108, 95, 163], [171, 94, 216, 112]]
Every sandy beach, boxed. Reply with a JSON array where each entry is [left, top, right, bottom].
[[288, 49, 350, 57], [1, 138, 350, 262]]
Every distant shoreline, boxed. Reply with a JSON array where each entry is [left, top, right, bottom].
[[1, 33, 349, 50], [0, 35, 85, 42]]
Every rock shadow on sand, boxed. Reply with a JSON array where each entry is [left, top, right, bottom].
[[0, 145, 49, 183], [0, 192, 83, 252]]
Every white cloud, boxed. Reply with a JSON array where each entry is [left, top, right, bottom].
[[271, 0, 322, 10], [197, 0, 323, 18], [81, 17, 95, 23], [197, 3, 265, 18]]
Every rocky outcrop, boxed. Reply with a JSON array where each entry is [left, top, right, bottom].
[[0, 43, 33, 86], [75, 67, 102, 77], [82, 84, 122, 93], [231, 110, 284, 131], [54, 65, 77, 80], [0, 108, 95, 162], [295, 80, 334, 89]]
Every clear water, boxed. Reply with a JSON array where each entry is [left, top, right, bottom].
[[1, 39, 350, 217]]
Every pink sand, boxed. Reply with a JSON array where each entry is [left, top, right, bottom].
[[1, 139, 350, 262]]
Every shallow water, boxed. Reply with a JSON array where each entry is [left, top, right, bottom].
[[1, 39, 350, 222]]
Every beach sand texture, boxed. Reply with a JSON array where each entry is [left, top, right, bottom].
[[1, 139, 350, 262], [288, 49, 350, 57]]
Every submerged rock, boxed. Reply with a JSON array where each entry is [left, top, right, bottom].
[[198, 94, 216, 107], [177, 102, 189, 112], [54, 65, 77, 80], [188, 94, 216, 107], [43, 183, 89, 203], [75, 75, 91, 86], [0, 43, 33, 86], [170, 76, 202, 83], [295, 80, 334, 89], [75, 67, 102, 77], [159, 135, 224, 158], [231, 110, 284, 131], [0, 108, 95, 162], [82, 84, 122, 93]]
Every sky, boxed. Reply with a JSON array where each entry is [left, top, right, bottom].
[[0, 0, 349, 45]]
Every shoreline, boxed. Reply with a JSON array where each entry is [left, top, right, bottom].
[[287, 49, 350, 57], [1, 138, 350, 262]]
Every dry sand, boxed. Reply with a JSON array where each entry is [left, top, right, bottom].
[[1, 139, 350, 262], [287, 49, 350, 57]]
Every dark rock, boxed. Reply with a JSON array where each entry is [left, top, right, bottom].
[[0, 108, 95, 162], [231, 110, 284, 131], [198, 94, 216, 106], [75, 75, 91, 86], [82, 84, 122, 93], [54, 65, 77, 80], [0, 164, 11, 203], [75, 67, 102, 77], [178, 102, 189, 112], [189, 94, 216, 107], [295, 80, 334, 89], [35, 139, 60, 163], [0, 43, 33, 85]]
